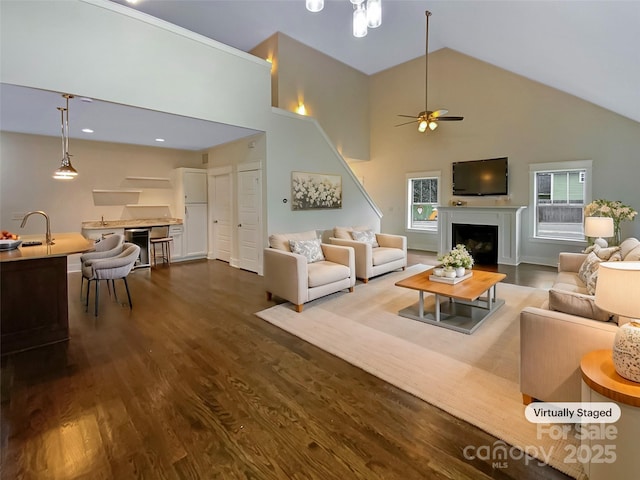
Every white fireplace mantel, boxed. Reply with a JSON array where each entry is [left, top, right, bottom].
[[437, 205, 527, 266]]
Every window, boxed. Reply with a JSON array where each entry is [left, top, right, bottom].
[[530, 160, 592, 241], [407, 171, 440, 232]]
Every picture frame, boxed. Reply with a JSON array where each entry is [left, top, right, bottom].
[[291, 171, 342, 210]]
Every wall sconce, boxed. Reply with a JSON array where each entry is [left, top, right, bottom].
[[296, 103, 307, 116]]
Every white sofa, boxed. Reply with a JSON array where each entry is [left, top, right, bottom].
[[264, 230, 355, 312], [329, 226, 407, 283], [520, 237, 640, 403]]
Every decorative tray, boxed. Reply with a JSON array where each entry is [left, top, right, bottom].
[[429, 271, 472, 284], [0, 239, 22, 251]]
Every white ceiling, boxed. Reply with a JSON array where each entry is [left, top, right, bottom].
[[2, 0, 639, 151]]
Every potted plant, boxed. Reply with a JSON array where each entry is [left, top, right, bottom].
[[438, 244, 474, 277]]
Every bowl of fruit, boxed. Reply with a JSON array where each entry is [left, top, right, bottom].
[[0, 230, 22, 250]]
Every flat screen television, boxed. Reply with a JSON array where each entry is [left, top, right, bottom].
[[452, 157, 508, 196]]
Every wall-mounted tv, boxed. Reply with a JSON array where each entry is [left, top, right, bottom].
[[452, 157, 508, 196]]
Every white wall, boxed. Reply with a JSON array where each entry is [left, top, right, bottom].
[[0, 132, 200, 235], [352, 49, 640, 265], [265, 109, 381, 240], [0, 0, 272, 131]]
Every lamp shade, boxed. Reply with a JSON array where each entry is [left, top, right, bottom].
[[584, 216, 614, 238], [595, 262, 640, 318]]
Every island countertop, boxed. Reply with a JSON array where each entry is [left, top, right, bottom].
[[0, 232, 94, 262], [81, 217, 183, 230]]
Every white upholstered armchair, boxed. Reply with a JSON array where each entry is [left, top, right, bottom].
[[264, 230, 355, 312], [329, 226, 407, 283]]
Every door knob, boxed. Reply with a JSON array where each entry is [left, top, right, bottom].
[[213, 220, 218, 223], [237, 224, 242, 227]]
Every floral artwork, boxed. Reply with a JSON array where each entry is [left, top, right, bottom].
[[438, 244, 475, 269], [585, 199, 637, 245], [291, 171, 342, 210]]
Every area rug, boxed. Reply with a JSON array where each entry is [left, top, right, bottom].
[[256, 265, 584, 479]]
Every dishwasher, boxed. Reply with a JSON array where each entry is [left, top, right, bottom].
[[124, 228, 150, 268]]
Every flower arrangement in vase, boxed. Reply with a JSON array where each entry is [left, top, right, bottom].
[[584, 199, 637, 246], [438, 244, 474, 277]]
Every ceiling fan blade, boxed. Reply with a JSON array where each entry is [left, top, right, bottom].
[[397, 114, 419, 118], [437, 116, 464, 121], [430, 109, 449, 118], [394, 119, 419, 127]]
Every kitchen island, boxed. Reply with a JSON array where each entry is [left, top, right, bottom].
[[1, 233, 93, 355]]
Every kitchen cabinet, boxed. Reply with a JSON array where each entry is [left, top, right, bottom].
[[185, 204, 207, 257], [174, 168, 208, 260], [168, 224, 184, 261]]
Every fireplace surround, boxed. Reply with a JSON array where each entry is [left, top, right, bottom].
[[437, 206, 526, 266]]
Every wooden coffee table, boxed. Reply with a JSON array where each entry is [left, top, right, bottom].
[[394, 269, 507, 334]]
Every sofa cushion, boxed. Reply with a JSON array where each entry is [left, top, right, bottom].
[[289, 238, 325, 263], [372, 247, 405, 266], [307, 261, 350, 288], [269, 230, 317, 252], [333, 225, 371, 240], [350, 229, 379, 247], [578, 252, 601, 295], [548, 289, 613, 322], [620, 237, 640, 259], [624, 244, 640, 261], [592, 244, 621, 260]]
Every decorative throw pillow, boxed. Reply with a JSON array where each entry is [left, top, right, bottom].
[[592, 244, 621, 260], [548, 289, 613, 322], [578, 252, 601, 295], [289, 238, 325, 263], [351, 230, 379, 248]]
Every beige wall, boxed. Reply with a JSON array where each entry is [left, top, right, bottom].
[[351, 48, 640, 261], [252, 33, 370, 162], [0, 131, 200, 235]]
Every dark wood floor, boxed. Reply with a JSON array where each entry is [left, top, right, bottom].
[[1, 252, 566, 480]]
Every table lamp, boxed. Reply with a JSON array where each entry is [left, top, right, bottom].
[[595, 261, 640, 382], [584, 216, 614, 248]]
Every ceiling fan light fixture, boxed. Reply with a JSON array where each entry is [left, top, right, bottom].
[[418, 119, 428, 133], [428, 121, 438, 131], [353, 4, 368, 38], [306, 0, 324, 13]]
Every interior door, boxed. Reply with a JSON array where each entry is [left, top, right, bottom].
[[211, 172, 232, 262], [237, 168, 262, 273]]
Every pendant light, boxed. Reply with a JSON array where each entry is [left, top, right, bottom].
[[353, 3, 368, 38], [306, 1, 382, 38], [53, 94, 78, 180], [306, 0, 324, 13]]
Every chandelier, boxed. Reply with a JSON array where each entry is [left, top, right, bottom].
[[306, 0, 382, 38], [53, 94, 79, 180]]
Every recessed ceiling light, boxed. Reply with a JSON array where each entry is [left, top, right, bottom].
[[80, 97, 93, 103], [155, 138, 165, 142], [82, 128, 94, 133]]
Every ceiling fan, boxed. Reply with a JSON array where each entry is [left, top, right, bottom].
[[396, 11, 464, 133]]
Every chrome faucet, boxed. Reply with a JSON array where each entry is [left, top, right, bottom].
[[20, 210, 54, 245]]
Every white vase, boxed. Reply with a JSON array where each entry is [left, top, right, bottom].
[[612, 321, 640, 383], [455, 267, 466, 277], [444, 268, 456, 279]]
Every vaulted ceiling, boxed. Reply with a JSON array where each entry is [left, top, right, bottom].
[[2, 1, 638, 151]]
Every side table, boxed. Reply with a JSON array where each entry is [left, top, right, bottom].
[[580, 349, 640, 479]]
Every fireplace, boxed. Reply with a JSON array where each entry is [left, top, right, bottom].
[[437, 206, 526, 266], [453, 223, 498, 265]]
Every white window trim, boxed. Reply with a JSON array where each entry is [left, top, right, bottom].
[[529, 160, 592, 244], [405, 170, 441, 234]]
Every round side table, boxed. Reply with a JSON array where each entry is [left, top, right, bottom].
[[580, 349, 640, 480]]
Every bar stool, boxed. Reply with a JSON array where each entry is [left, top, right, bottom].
[[150, 236, 173, 267]]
